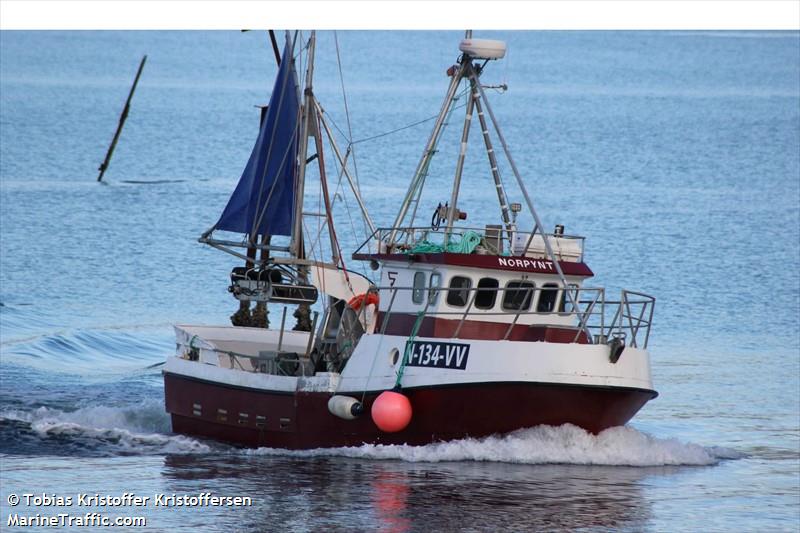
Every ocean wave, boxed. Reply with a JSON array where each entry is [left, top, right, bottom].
[[0, 399, 209, 456], [248, 424, 741, 466], [0, 326, 171, 373]]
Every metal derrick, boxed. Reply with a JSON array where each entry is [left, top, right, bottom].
[[387, 34, 583, 327]]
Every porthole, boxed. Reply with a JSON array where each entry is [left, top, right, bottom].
[[389, 347, 400, 366]]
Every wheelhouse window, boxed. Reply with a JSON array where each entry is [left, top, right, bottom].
[[475, 277, 499, 309], [428, 272, 442, 305], [412, 271, 426, 304], [446, 276, 472, 307], [537, 283, 560, 313], [502, 281, 534, 311]]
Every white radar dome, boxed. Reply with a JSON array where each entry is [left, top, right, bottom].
[[458, 39, 507, 60]]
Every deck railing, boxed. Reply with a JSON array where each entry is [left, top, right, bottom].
[[354, 226, 586, 262], [182, 284, 654, 376], [368, 284, 655, 349]]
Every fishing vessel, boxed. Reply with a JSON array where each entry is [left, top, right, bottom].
[[163, 31, 657, 449]]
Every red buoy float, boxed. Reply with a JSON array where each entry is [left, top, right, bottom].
[[371, 390, 412, 433]]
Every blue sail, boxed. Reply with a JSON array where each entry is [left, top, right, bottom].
[[214, 40, 300, 237]]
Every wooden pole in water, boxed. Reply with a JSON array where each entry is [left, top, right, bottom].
[[97, 55, 147, 182]]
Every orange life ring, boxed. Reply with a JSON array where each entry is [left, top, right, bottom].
[[348, 292, 379, 311]]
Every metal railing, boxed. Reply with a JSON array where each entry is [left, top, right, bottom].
[[603, 290, 656, 349], [181, 284, 654, 377], [367, 283, 655, 349], [354, 226, 586, 261]]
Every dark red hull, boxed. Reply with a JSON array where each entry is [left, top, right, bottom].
[[164, 372, 657, 449]]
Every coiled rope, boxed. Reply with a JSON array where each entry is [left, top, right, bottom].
[[407, 230, 483, 255]]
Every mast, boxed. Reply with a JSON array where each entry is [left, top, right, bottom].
[[200, 30, 376, 322], [470, 78, 513, 236], [290, 31, 317, 331], [313, 111, 341, 265], [385, 34, 585, 332], [442, 29, 476, 239], [443, 84, 476, 243], [291, 31, 316, 259], [388, 63, 466, 247], [290, 32, 376, 266], [250, 32, 285, 328]]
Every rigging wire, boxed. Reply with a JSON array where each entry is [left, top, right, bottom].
[[315, 107, 373, 258], [328, 142, 371, 278], [333, 32, 360, 187], [351, 114, 448, 146], [332, 31, 370, 247], [318, 84, 474, 241], [320, 84, 474, 241], [344, 86, 471, 147]]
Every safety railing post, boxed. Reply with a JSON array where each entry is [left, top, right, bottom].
[[453, 288, 479, 338]]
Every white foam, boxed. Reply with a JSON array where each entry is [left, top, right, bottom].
[[3, 401, 741, 465], [32, 422, 211, 454], [248, 424, 735, 466], [3, 398, 169, 432], [1, 399, 210, 455]]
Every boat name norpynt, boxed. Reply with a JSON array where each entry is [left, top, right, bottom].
[[496, 257, 554, 271]]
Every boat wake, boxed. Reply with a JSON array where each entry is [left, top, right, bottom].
[[249, 424, 742, 467], [0, 399, 211, 456], [0, 397, 741, 466]]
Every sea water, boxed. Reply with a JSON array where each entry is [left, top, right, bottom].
[[1, 31, 798, 531]]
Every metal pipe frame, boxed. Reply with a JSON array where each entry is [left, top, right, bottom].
[[443, 87, 476, 242], [470, 78, 513, 236], [388, 61, 468, 247], [291, 31, 317, 258], [465, 62, 586, 338]]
